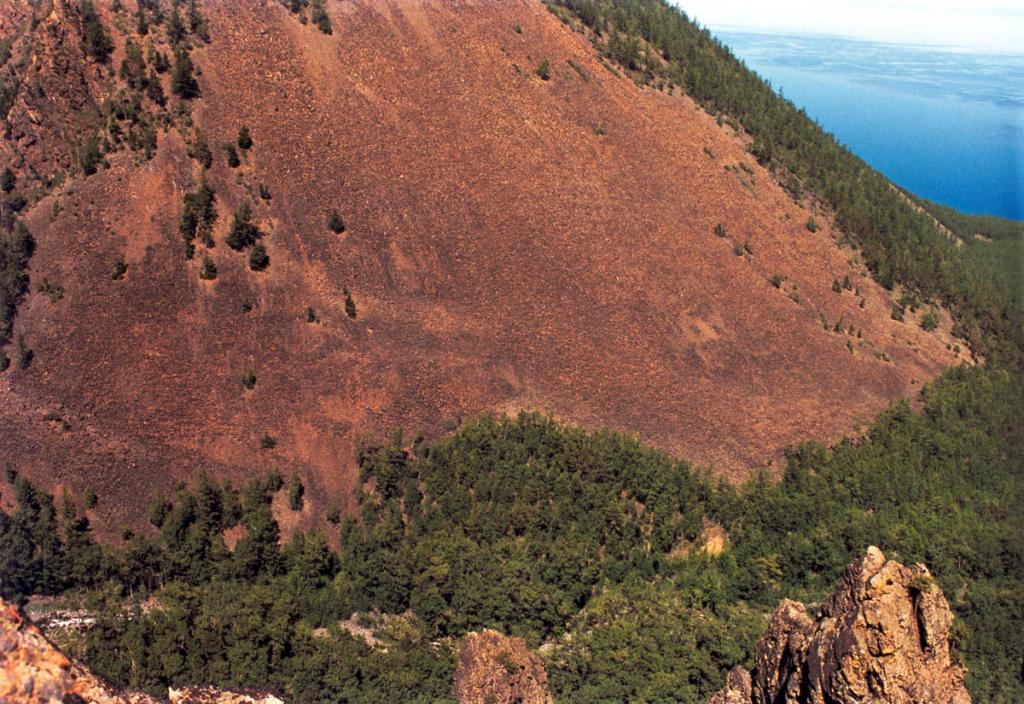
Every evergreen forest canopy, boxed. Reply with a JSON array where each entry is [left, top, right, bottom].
[[0, 1, 1022, 702]]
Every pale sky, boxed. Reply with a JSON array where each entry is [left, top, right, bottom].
[[674, 1, 1024, 54]]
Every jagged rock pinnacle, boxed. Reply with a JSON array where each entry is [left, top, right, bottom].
[[709, 546, 971, 704]]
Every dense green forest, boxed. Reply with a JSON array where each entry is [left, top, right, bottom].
[[912, 196, 1024, 309]]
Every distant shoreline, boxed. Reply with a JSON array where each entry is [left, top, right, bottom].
[[713, 30, 1024, 220]]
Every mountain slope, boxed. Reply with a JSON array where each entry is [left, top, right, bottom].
[[0, 0, 962, 530]]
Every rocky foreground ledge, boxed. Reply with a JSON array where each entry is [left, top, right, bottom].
[[1, 547, 970, 703]]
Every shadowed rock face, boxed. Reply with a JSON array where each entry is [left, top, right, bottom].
[[0, 599, 281, 703], [454, 629, 554, 704], [709, 546, 971, 704]]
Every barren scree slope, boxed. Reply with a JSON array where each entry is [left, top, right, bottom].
[[0, 0, 963, 533]]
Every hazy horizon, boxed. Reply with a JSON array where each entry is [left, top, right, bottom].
[[675, 0, 1024, 55]]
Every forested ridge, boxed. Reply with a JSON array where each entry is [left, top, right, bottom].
[[1, 1, 1023, 702], [913, 197, 1024, 310]]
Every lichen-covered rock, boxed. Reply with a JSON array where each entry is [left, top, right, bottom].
[[707, 666, 752, 704], [710, 546, 971, 704], [168, 686, 283, 704], [454, 629, 554, 704], [0, 598, 160, 703]]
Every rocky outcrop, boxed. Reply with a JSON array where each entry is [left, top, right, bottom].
[[709, 546, 971, 704], [0, 0, 107, 182], [707, 666, 752, 704], [0, 598, 160, 703], [454, 629, 554, 704], [168, 687, 282, 704], [0, 598, 284, 703]]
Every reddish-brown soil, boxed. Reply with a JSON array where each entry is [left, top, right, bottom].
[[0, 0, 964, 535]]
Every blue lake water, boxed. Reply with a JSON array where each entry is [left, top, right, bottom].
[[714, 31, 1024, 219]]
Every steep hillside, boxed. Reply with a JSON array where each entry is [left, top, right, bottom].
[[0, 0, 963, 531]]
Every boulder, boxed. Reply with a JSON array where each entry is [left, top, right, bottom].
[[454, 629, 554, 704]]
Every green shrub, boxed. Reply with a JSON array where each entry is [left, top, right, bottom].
[[260, 434, 277, 450], [224, 145, 240, 168], [120, 39, 147, 89], [265, 468, 284, 492], [311, 1, 332, 34], [189, 133, 213, 168], [237, 126, 253, 151], [3, 193, 26, 213], [0, 221, 35, 346], [495, 650, 518, 675], [147, 496, 171, 528], [535, 59, 551, 80], [770, 273, 784, 288], [240, 368, 257, 390], [288, 474, 304, 510], [1, 168, 15, 193], [920, 309, 939, 332], [714, 223, 727, 238], [148, 48, 169, 74], [343, 288, 356, 319], [226, 202, 262, 250], [15, 335, 32, 369], [145, 71, 166, 106], [170, 49, 200, 99], [167, 7, 186, 46], [84, 489, 98, 510], [36, 279, 64, 303], [832, 279, 843, 293], [248, 244, 269, 271], [806, 216, 819, 232], [327, 210, 345, 234], [188, 0, 210, 42], [79, 0, 113, 63], [110, 258, 128, 280], [199, 256, 217, 280], [179, 183, 217, 246], [80, 136, 102, 176]]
